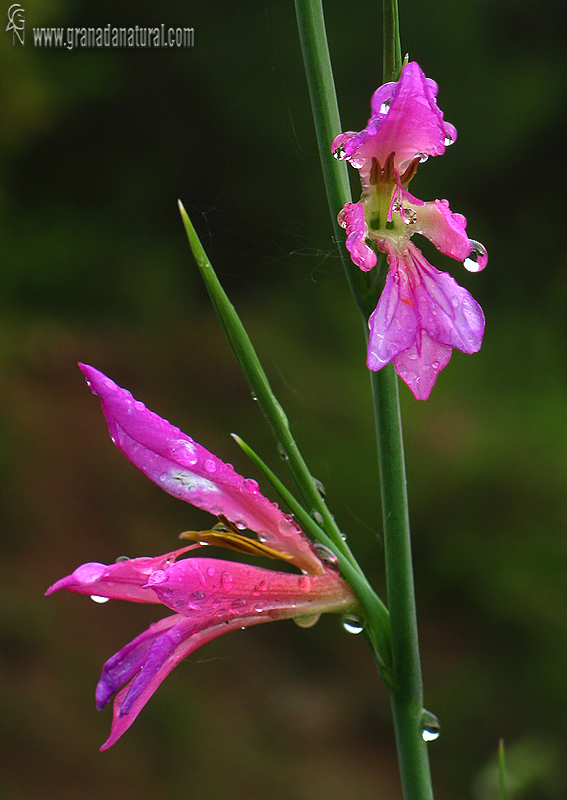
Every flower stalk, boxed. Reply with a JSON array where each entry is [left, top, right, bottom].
[[295, 1, 434, 798]]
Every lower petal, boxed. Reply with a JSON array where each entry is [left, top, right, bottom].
[[367, 262, 419, 370], [393, 332, 452, 400]]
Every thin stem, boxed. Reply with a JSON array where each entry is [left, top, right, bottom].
[[295, 1, 434, 798], [371, 367, 433, 800], [383, 0, 403, 81]]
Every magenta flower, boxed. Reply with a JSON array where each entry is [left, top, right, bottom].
[[47, 365, 356, 749], [332, 61, 487, 400]]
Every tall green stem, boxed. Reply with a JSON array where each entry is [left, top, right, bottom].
[[295, 1, 434, 798]]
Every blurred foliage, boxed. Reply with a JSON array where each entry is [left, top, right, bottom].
[[2, 1, 567, 799]]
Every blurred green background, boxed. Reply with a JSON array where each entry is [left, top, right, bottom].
[[2, 1, 566, 798]]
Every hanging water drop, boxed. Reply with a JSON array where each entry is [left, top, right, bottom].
[[421, 709, 440, 741], [313, 477, 326, 497], [333, 144, 347, 160], [115, 555, 130, 563], [90, 595, 109, 604], [416, 153, 429, 163], [342, 614, 364, 634], [379, 99, 391, 114], [294, 613, 321, 629], [311, 510, 324, 525], [444, 133, 454, 146], [463, 240, 487, 272]]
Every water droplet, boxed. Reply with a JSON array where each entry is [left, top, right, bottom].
[[73, 563, 107, 584], [416, 153, 429, 164], [311, 510, 324, 525], [134, 400, 145, 411], [258, 580, 268, 592], [232, 598, 247, 609], [204, 459, 217, 474], [251, 393, 258, 402], [379, 99, 391, 114], [170, 439, 199, 466], [313, 477, 326, 497], [444, 133, 454, 146], [463, 240, 487, 272], [207, 566, 215, 577], [244, 478, 259, 494], [391, 200, 402, 213], [298, 575, 311, 593], [403, 208, 417, 225], [220, 571, 233, 591], [342, 614, 364, 634], [337, 209, 348, 229], [147, 569, 169, 586], [294, 613, 321, 628], [115, 555, 130, 563], [189, 590, 206, 609], [313, 543, 339, 569], [431, 360, 440, 371], [277, 443, 289, 461], [90, 595, 109, 604], [421, 709, 440, 741], [333, 144, 347, 160]]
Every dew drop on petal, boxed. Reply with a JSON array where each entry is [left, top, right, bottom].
[[204, 459, 217, 474], [463, 240, 487, 272], [342, 614, 364, 634], [294, 613, 321, 629], [379, 99, 391, 114], [115, 555, 130, 563], [243, 478, 259, 494], [147, 569, 169, 586], [416, 153, 429, 164], [298, 575, 311, 593], [90, 595, 110, 604], [403, 208, 418, 225], [333, 144, 347, 160], [444, 134, 454, 147], [220, 571, 233, 591], [74, 563, 107, 584]]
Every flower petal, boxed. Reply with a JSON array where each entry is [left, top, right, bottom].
[[393, 331, 452, 400], [45, 548, 196, 603], [415, 198, 473, 262], [98, 559, 356, 749], [366, 249, 419, 370], [408, 245, 485, 354], [339, 62, 456, 176], [78, 365, 323, 575]]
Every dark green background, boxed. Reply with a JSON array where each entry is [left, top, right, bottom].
[[2, 1, 566, 798]]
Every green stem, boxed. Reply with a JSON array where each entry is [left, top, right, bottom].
[[383, 0, 403, 81], [295, 1, 434, 798], [371, 367, 433, 800]]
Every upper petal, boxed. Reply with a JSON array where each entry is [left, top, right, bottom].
[[78, 365, 323, 575], [336, 62, 456, 175]]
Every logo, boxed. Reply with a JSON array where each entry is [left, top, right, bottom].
[[6, 3, 25, 46]]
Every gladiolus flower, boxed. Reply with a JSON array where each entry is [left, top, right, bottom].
[[332, 61, 487, 400], [47, 365, 356, 749]]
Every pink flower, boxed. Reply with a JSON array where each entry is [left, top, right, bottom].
[[332, 61, 487, 400], [47, 365, 356, 749]]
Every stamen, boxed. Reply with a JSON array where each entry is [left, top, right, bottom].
[[383, 152, 396, 184], [369, 157, 380, 186], [400, 157, 420, 186]]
